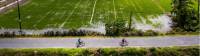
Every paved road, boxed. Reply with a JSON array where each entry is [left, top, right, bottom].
[[0, 36, 199, 48]]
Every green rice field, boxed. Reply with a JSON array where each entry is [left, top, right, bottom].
[[0, 0, 174, 29]]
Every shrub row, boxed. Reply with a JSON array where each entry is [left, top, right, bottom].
[[122, 30, 159, 36], [43, 29, 104, 37], [0, 31, 16, 37], [0, 46, 199, 56], [43, 29, 160, 37], [0, 30, 160, 37]]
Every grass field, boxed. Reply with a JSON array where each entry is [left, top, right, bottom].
[[0, 0, 173, 29]]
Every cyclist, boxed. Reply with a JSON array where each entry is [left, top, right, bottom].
[[76, 38, 85, 48], [120, 38, 128, 47]]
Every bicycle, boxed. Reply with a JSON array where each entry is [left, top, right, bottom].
[[76, 38, 85, 48], [119, 38, 128, 47]]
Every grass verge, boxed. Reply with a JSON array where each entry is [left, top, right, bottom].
[[0, 46, 199, 56]]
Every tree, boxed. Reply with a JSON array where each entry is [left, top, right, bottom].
[[171, 0, 199, 32], [105, 20, 127, 36]]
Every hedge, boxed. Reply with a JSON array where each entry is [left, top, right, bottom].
[[0, 46, 199, 56]]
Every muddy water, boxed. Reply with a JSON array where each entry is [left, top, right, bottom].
[[132, 14, 172, 33]]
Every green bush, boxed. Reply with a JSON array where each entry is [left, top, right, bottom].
[[171, 0, 199, 32], [122, 29, 144, 36], [120, 48, 147, 56], [105, 20, 127, 36], [43, 29, 104, 37], [0, 31, 16, 37], [150, 47, 181, 56], [0, 46, 199, 56], [179, 47, 200, 56], [143, 30, 159, 36], [122, 29, 160, 36]]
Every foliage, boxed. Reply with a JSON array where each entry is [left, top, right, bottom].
[[105, 20, 127, 36], [0, 46, 199, 56], [150, 46, 200, 56], [171, 0, 199, 32], [143, 30, 159, 36], [43, 29, 104, 37], [122, 29, 160, 36], [0, 31, 16, 37]]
